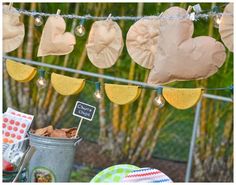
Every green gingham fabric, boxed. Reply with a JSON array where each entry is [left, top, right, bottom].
[[90, 164, 140, 183]]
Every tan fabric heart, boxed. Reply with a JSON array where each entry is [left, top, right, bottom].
[[37, 15, 76, 57], [126, 17, 160, 69], [86, 20, 124, 68], [147, 7, 226, 84], [219, 3, 233, 52], [3, 5, 25, 53]]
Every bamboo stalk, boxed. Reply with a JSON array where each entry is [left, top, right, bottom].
[[131, 107, 159, 163]]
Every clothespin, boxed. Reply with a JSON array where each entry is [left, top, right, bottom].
[[187, 5, 195, 21], [187, 5, 193, 14], [106, 13, 112, 21], [8, 2, 13, 10], [56, 9, 61, 15]]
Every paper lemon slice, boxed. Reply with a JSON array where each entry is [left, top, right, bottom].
[[105, 84, 141, 105], [6, 59, 36, 82], [163, 87, 203, 109], [51, 73, 85, 96]]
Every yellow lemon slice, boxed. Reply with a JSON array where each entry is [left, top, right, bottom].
[[105, 83, 141, 105], [6, 59, 36, 82], [163, 87, 203, 109], [51, 73, 85, 96]]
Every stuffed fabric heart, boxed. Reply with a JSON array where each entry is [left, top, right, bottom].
[[86, 20, 124, 68], [37, 15, 76, 57], [126, 17, 160, 69], [147, 7, 226, 84], [219, 3, 233, 52], [3, 5, 25, 53]]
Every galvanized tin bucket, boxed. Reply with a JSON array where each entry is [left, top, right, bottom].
[[28, 133, 81, 182]]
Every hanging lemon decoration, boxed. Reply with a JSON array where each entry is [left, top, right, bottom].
[[6, 59, 36, 82], [163, 87, 203, 109], [104, 83, 141, 105], [51, 73, 85, 96]]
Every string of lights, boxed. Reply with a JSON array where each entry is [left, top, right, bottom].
[[3, 55, 233, 108], [3, 5, 233, 22]]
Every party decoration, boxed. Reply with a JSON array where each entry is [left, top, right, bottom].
[[34, 15, 44, 26], [163, 87, 203, 109], [105, 84, 141, 105], [6, 59, 36, 82], [153, 87, 165, 108], [51, 73, 85, 96], [122, 167, 173, 183], [219, 3, 233, 52], [3, 5, 25, 53], [93, 82, 103, 101], [74, 19, 86, 37], [37, 15, 76, 57], [36, 69, 47, 88], [86, 19, 124, 68], [147, 7, 226, 84], [90, 164, 140, 182], [126, 17, 160, 69]]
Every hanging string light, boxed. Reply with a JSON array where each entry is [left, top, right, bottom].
[[34, 15, 44, 26], [36, 69, 47, 88], [74, 18, 86, 37], [153, 87, 165, 108], [212, 6, 222, 28], [93, 82, 103, 101], [153, 87, 166, 108]]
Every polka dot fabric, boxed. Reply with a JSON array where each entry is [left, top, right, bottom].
[[2, 108, 34, 144], [90, 164, 140, 182]]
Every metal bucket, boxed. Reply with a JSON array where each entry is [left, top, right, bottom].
[[28, 132, 81, 182]]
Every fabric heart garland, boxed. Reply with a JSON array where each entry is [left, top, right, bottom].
[[219, 3, 233, 52], [3, 4, 25, 53], [86, 19, 124, 68], [126, 7, 226, 85], [37, 15, 76, 57]]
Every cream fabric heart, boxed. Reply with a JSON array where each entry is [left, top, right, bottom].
[[3, 5, 25, 53], [147, 7, 226, 84], [126, 17, 160, 69], [86, 20, 124, 68], [37, 15, 76, 57], [219, 3, 233, 52]]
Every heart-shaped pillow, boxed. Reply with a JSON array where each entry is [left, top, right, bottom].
[[147, 7, 226, 84], [37, 15, 76, 57], [86, 20, 124, 68], [219, 3, 233, 52], [126, 17, 160, 69], [3, 5, 25, 53]]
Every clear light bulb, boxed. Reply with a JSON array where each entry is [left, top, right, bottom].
[[34, 16, 44, 26], [94, 82, 103, 102], [75, 24, 86, 37], [93, 90, 103, 102], [36, 77, 47, 88], [36, 69, 47, 89], [214, 14, 222, 28], [153, 88, 165, 108]]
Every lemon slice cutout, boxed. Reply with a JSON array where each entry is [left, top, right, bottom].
[[105, 84, 141, 105], [163, 87, 203, 109], [51, 73, 85, 96], [6, 59, 36, 82]]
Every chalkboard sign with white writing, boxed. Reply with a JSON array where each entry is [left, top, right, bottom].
[[73, 101, 96, 121]]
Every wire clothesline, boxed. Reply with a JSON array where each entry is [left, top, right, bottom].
[[4, 7, 233, 21], [3, 55, 233, 93]]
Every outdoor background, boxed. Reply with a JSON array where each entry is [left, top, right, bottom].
[[3, 2, 233, 182]]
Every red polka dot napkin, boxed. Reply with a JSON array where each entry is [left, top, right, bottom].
[[2, 108, 34, 144]]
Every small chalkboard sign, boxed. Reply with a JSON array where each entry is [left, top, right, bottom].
[[73, 101, 96, 121]]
